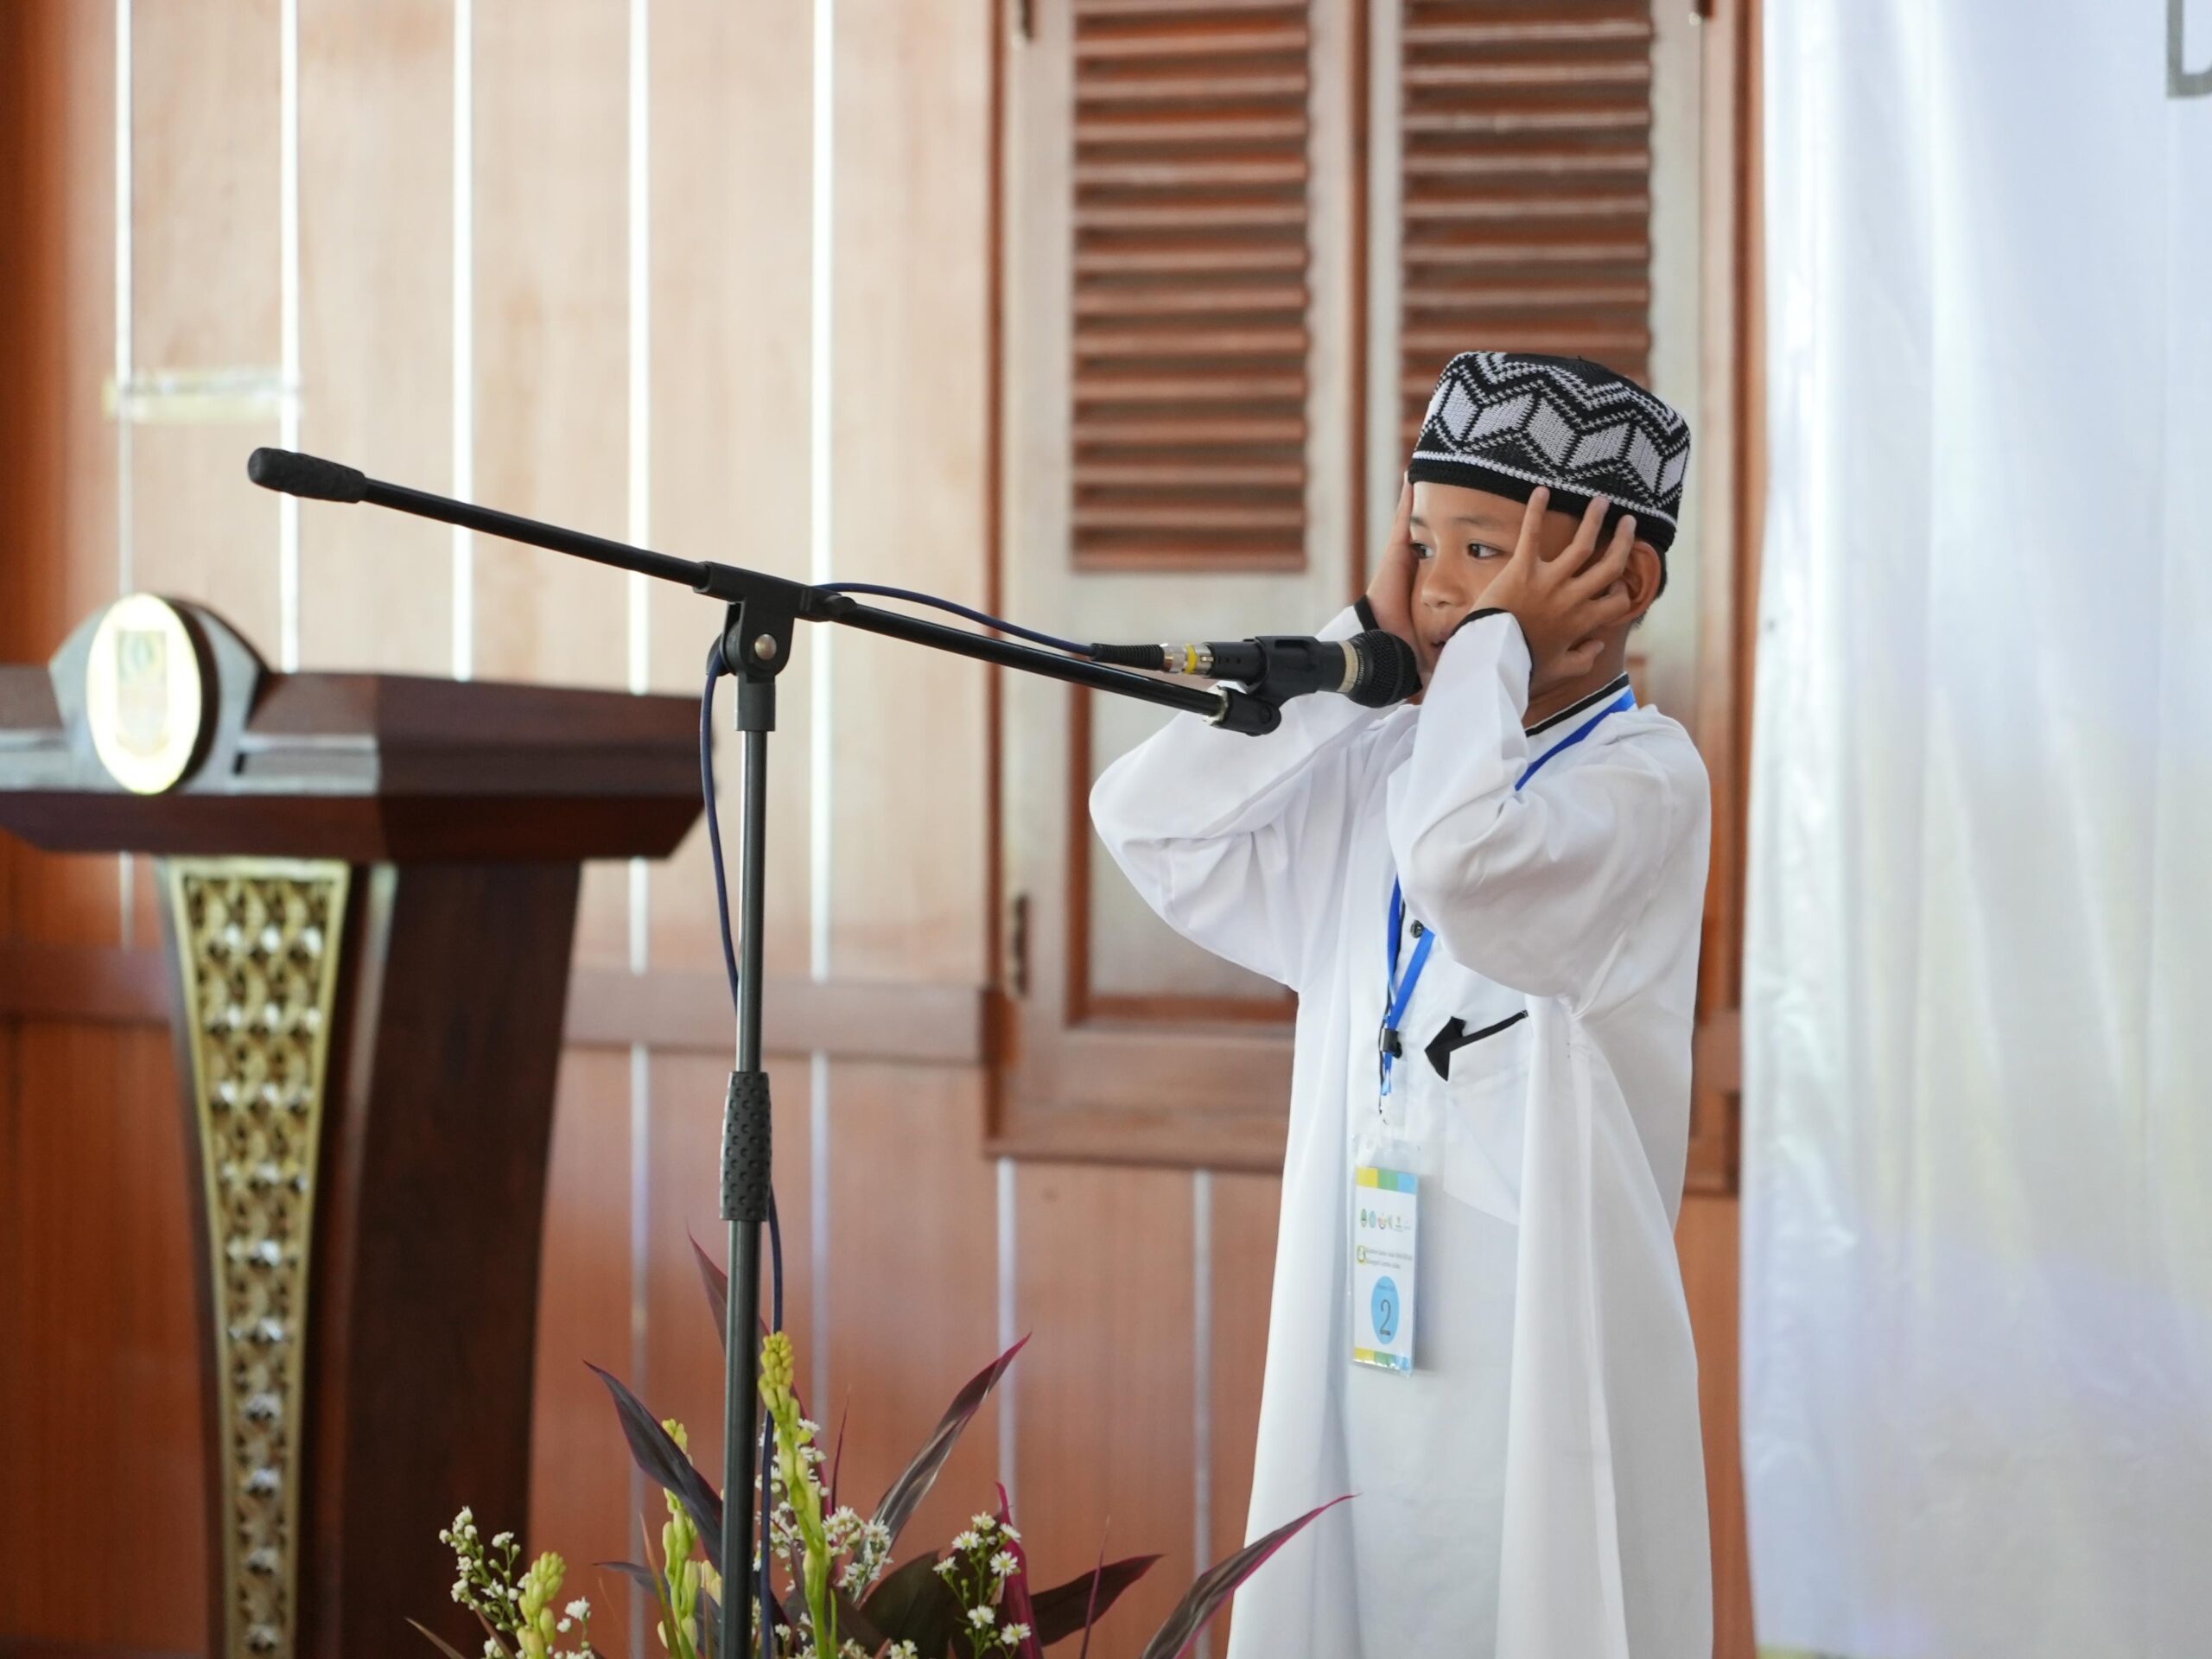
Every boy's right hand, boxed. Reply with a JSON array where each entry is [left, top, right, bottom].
[[1479, 488, 1637, 694], [1364, 477, 1420, 650]]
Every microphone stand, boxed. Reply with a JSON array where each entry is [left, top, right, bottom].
[[245, 450, 1282, 1659]]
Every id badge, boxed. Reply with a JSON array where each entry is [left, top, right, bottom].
[[1351, 1163, 1419, 1371]]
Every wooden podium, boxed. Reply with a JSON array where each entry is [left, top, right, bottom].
[[0, 596, 704, 1659]]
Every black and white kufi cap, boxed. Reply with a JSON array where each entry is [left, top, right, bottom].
[[1407, 352, 1692, 552]]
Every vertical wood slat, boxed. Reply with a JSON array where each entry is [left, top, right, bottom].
[[471, 0, 631, 973], [643, 0, 815, 981], [1071, 1, 1312, 569], [295, 0, 454, 677], [1397, 0, 1655, 440]]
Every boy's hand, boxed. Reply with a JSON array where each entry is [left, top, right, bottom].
[[1363, 477, 1419, 649], [1478, 488, 1637, 695]]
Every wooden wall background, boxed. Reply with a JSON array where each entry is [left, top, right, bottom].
[[0, 4, 1758, 1658]]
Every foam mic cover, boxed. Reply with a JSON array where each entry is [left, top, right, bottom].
[[246, 447, 367, 503], [1345, 629, 1420, 708]]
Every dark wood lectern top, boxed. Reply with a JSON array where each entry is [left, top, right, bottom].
[[0, 599, 703, 862]]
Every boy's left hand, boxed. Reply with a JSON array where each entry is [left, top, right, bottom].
[[1478, 489, 1638, 694]]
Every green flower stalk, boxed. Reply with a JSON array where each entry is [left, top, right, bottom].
[[514, 1552, 565, 1659], [761, 1332, 836, 1656], [658, 1420, 702, 1659]]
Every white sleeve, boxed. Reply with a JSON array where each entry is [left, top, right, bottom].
[[1387, 611, 1699, 1008], [1089, 607, 1384, 992]]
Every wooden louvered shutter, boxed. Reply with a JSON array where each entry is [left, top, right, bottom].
[[1070, 0, 1313, 569], [1397, 0, 1654, 448]]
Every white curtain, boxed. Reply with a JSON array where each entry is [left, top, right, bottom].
[[1742, 3, 2212, 1654]]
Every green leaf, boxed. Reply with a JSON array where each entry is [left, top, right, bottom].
[[1027, 1554, 1159, 1648], [871, 1334, 1029, 1547], [1135, 1496, 1351, 1659]]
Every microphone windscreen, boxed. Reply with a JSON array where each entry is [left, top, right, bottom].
[[1346, 630, 1421, 708], [246, 447, 367, 503]]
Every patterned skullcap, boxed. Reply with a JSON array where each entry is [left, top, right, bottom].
[[1408, 352, 1692, 554]]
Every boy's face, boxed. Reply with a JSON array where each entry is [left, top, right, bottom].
[[1406, 480, 1593, 679]]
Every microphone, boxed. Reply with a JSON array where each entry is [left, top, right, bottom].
[[1090, 629, 1420, 709], [246, 447, 367, 502]]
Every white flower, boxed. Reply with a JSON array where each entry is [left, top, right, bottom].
[[971, 1513, 997, 1530], [492, 1530, 514, 1548], [933, 1558, 958, 1578], [1001, 1523, 1021, 1543], [968, 1605, 997, 1628], [1005, 1624, 1032, 1643], [990, 1551, 1020, 1579], [950, 1530, 978, 1553], [564, 1601, 589, 1621], [556, 1620, 572, 1635], [481, 1641, 501, 1659]]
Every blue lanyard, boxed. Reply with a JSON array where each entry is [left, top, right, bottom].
[[1378, 685, 1635, 1097], [1377, 880, 1435, 1099], [1514, 686, 1635, 791]]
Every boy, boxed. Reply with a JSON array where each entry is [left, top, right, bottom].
[[1091, 353, 1713, 1658]]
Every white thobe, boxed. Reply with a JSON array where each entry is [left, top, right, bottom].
[[1090, 607, 1713, 1658]]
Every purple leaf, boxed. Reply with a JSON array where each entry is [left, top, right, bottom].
[[859, 1552, 965, 1654], [692, 1235, 729, 1346], [1135, 1497, 1351, 1659], [588, 1363, 725, 1565], [870, 1334, 1030, 1547], [407, 1618, 480, 1659], [595, 1560, 664, 1596], [1028, 1553, 1158, 1650], [1079, 1529, 1109, 1659], [993, 1484, 1043, 1659], [829, 1395, 849, 1516]]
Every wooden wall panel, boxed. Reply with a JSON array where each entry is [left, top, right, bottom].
[[472, 0, 630, 973], [527, 1049, 638, 1629], [130, 0, 281, 372], [1014, 1163, 1196, 1656], [643, 0, 816, 982], [1205, 1170, 1280, 1651], [124, 0, 284, 951], [825, 1065, 1003, 1555], [1678, 1193, 1753, 1659], [0, 1023, 204, 1651], [126, 0, 283, 649], [824, 0, 993, 988], [0, 0, 121, 948], [296, 0, 454, 675]]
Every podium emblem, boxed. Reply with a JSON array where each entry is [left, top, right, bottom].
[[83, 593, 213, 793]]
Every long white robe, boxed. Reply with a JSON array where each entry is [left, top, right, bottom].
[[1090, 607, 1713, 1658]]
